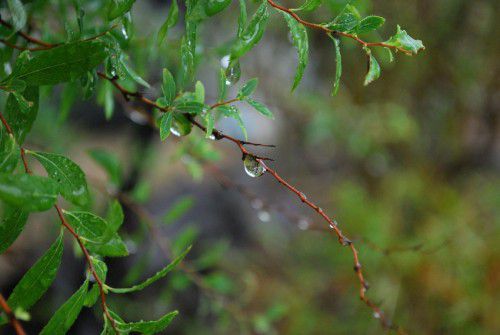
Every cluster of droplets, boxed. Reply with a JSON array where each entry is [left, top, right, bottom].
[[243, 154, 266, 178]]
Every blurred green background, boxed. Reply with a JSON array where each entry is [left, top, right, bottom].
[[1, 0, 499, 334]]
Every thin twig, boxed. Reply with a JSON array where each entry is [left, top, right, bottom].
[[0, 293, 26, 335]]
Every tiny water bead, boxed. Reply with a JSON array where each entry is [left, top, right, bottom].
[[243, 155, 266, 178], [220, 55, 230, 69], [224, 60, 241, 86]]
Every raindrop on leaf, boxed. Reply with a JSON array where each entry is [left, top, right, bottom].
[[225, 60, 241, 86]]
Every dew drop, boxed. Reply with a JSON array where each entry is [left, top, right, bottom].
[[243, 155, 266, 178], [258, 210, 270, 222], [373, 311, 381, 319], [224, 60, 241, 86], [170, 116, 192, 137], [121, 26, 129, 40]]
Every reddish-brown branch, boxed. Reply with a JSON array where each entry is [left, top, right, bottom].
[[0, 293, 26, 335], [266, 0, 413, 55], [0, 111, 118, 334], [0, 18, 57, 48]]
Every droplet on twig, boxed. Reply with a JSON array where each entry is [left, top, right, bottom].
[[243, 155, 266, 178]]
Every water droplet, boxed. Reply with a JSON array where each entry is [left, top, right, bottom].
[[220, 55, 230, 69], [121, 26, 129, 40], [251, 198, 264, 210], [243, 155, 266, 178], [3, 62, 12, 75], [224, 60, 241, 86], [373, 311, 381, 319], [258, 210, 270, 222], [298, 218, 310, 230]]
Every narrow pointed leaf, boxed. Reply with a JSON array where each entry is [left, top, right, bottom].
[[356, 16, 385, 34], [0, 174, 59, 212], [30, 151, 90, 207], [108, 0, 136, 20], [237, 78, 258, 99], [7, 233, 63, 310], [161, 68, 176, 106], [40, 280, 89, 335], [364, 50, 381, 86], [159, 112, 174, 141], [3, 87, 39, 145], [246, 98, 274, 119], [0, 206, 28, 254], [116, 311, 178, 334], [108, 246, 191, 293], [3, 41, 107, 86], [281, 12, 308, 90], [331, 35, 342, 95], [157, 0, 179, 45], [0, 133, 19, 173], [231, 1, 269, 60]]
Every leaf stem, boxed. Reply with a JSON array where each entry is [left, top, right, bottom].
[[0, 293, 26, 335]]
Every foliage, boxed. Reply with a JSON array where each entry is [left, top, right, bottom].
[[0, 0, 426, 334]]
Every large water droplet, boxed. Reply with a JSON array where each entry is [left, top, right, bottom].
[[243, 155, 266, 178], [225, 60, 241, 86]]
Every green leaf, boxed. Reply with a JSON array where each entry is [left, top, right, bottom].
[[237, 0, 247, 38], [291, 0, 322, 12], [3, 40, 107, 86], [108, 0, 136, 20], [63, 210, 128, 257], [217, 68, 227, 102], [179, 21, 197, 86], [88, 149, 122, 187], [119, 59, 151, 88], [246, 98, 274, 119], [194, 81, 205, 103], [0, 133, 19, 173], [7, 233, 63, 311], [384, 25, 425, 55], [115, 311, 178, 334], [98, 80, 115, 120], [231, 1, 269, 60], [217, 105, 247, 140], [237, 78, 258, 99], [159, 112, 174, 141], [173, 101, 205, 114], [2, 86, 39, 145], [29, 151, 90, 207], [330, 35, 342, 95], [0, 206, 28, 254], [157, 0, 179, 45], [363, 49, 381, 86], [356, 16, 385, 34], [0, 174, 59, 212], [327, 4, 360, 32], [40, 280, 89, 335], [281, 12, 308, 90], [161, 68, 176, 106], [162, 196, 194, 225], [7, 0, 27, 33], [204, 112, 214, 139], [204, 0, 231, 17], [106, 200, 124, 231], [108, 246, 191, 293]]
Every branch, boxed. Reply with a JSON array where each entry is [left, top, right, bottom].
[[0, 293, 26, 335], [266, 0, 414, 55], [0, 111, 119, 334]]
